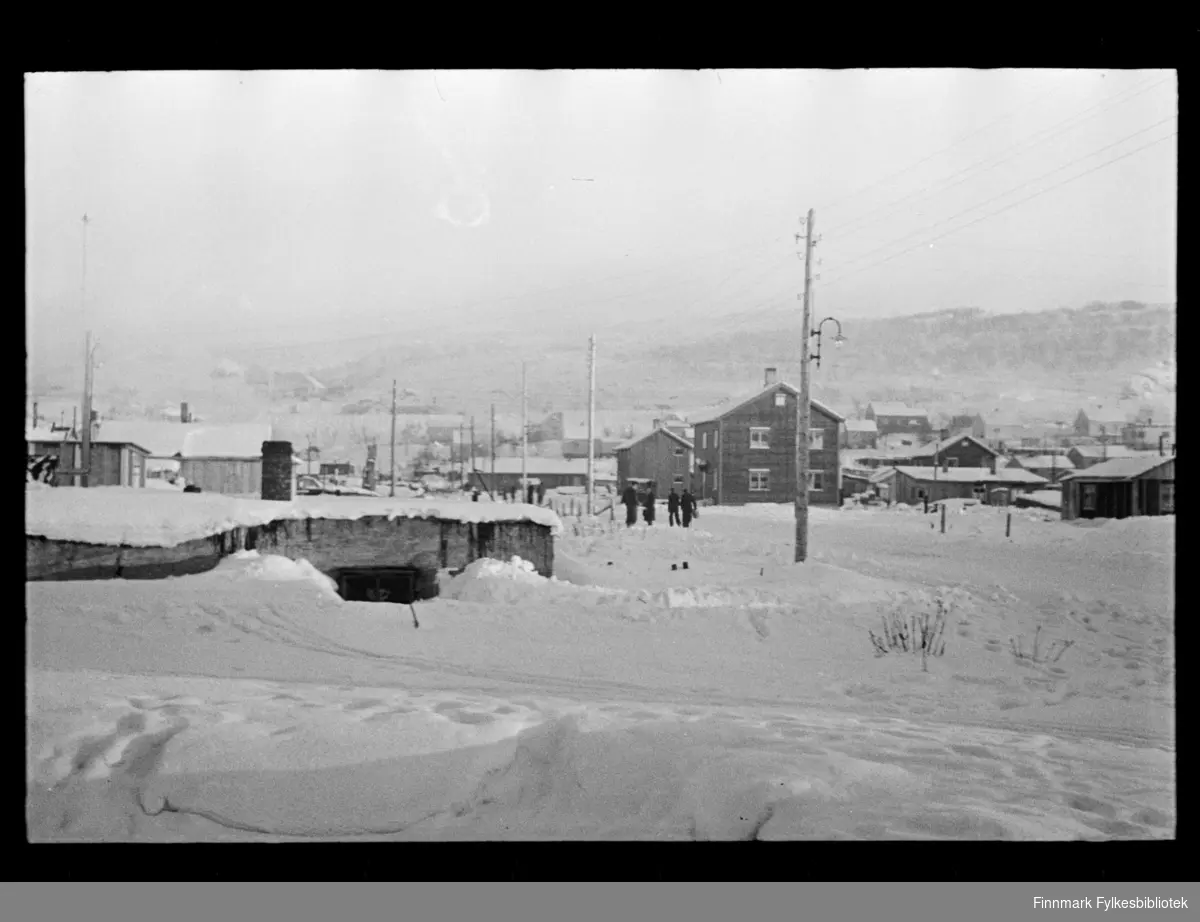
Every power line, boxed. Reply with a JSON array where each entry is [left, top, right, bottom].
[[820, 128, 1177, 290], [823, 113, 1178, 279], [817, 81, 1074, 216], [823, 76, 1169, 239]]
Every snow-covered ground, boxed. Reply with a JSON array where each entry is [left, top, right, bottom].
[[26, 501, 1175, 840]]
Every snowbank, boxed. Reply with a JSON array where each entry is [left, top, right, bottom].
[[222, 550, 341, 598], [25, 485, 563, 547]]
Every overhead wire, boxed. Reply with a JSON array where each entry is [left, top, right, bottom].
[[819, 127, 1177, 291], [822, 75, 1169, 240], [821, 113, 1178, 280]]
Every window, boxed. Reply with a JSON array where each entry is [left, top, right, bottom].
[[947, 457, 959, 467], [750, 427, 770, 449], [673, 475, 685, 486], [1082, 484, 1097, 511], [774, 392, 787, 407], [674, 447, 684, 456], [701, 432, 708, 450], [808, 428, 824, 450], [807, 470, 824, 492], [1161, 482, 1174, 512], [749, 469, 769, 492]]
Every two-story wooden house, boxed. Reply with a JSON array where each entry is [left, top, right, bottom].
[[614, 428, 695, 497], [902, 433, 1000, 470], [691, 370, 844, 506]]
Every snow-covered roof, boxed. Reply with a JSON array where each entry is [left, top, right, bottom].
[[908, 434, 998, 459], [1069, 445, 1147, 460], [891, 466, 1048, 485], [1016, 455, 1076, 470], [27, 427, 68, 443], [692, 382, 845, 425], [614, 428, 694, 452], [1061, 456, 1174, 481], [179, 425, 275, 459], [25, 486, 565, 547], [869, 402, 929, 418], [844, 419, 878, 433]]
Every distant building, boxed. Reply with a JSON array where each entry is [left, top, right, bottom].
[[691, 368, 843, 506], [841, 419, 878, 450], [614, 428, 695, 497], [474, 457, 617, 494], [887, 466, 1048, 507], [561, 438, 621, 460], [902, 433, 1000, 469], [948, 413, 987, 439], [1060, 455, 1174, 520], [1120, 421, 1176, 453], [536, 410, 614, 443], [865, 402, 932, 437], [1073, 409, 1129, 443], [1067, 444, 1156, 472]]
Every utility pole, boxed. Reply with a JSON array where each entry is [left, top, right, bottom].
[[521, 362, 528, 503], [491, 403, 497, 495], [79, 214, 92, 488], [795, 209, 816, 562], [470, 416, 476, 479], [587, 333, 596, 516], [459, 421, 466, 484], [389, 379, 397, 497]]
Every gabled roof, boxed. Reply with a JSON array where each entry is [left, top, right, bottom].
[[869, 467, 899, 483], [692, 382, 845, 425], [614, 427, 695, 452], [892, 466, 1048, 485], [845, 419, 878, 433], [1069, 445, 1144, 460], [1061, 455, 1174, 481], [908, 433, 998, 459], [869, 402, 929, 418]]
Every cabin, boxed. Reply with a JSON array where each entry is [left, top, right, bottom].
[[1060, 456, 1175, 521], [473, 457, 618, 494], [691, 369, 843, 506], [888, 466, 1048, 506], [614, 428, 695, 498], [865, 402, 932, 437], [902, 433, 1000, 470], [841, 419, 878, 450], [27, 428, 151, 488]]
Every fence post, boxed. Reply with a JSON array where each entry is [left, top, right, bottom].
[[1006, 512, 1012, 538], [940, 504, 946, 534]]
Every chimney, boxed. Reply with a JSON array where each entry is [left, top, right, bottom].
[[764, 367, 778, 388], [652, 418, 661, 431], [181, 401, 190, 424], [989, 455, 997, 475], [32, 401, 39, 428]]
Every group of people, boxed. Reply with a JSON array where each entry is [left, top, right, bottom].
[[621, 483, 697, 528], [497, 483, 546, 504]]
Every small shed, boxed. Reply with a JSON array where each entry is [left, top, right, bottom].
[[1060, 456, 1175, 520], [840, 419, 878, 450], [27, 429, 151, 488]]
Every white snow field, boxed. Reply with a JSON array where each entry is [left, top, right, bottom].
[[26, 497, 1175, 841]]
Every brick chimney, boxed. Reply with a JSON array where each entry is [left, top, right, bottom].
[[764, 367, 778, 388], [181, 401, 190, 424]]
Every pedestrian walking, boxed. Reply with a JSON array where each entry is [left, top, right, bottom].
[[667, 487, 681, 526], [643, 484, 657, 525], [526, 482, 535, 504], [537, 483, 546, 505], [621, 482, 638, 528], [681, 488, 695, 528]]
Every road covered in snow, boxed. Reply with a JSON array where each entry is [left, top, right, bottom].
[[26, 500, 1175, 841]]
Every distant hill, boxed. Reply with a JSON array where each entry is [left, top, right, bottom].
[[27, 300, 1175, 451]]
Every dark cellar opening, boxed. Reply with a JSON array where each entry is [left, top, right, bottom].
[[329, 567, 435, 604]]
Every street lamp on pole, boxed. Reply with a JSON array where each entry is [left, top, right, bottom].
[[810, 317, 846, 370]]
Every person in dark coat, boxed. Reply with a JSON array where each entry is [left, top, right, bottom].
[[667, 488, 681, 526], [621, 483, 638, 527], [643, 485, 656, 525], [526, 483, 535, 504], [680, 489, 696, 528], [536, 483, 546, 505]]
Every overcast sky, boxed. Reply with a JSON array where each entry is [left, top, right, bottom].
[[26, 69, 1176, 358]]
